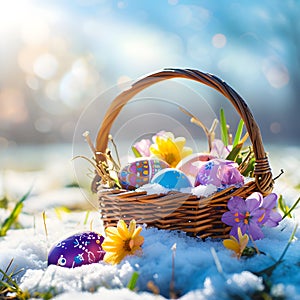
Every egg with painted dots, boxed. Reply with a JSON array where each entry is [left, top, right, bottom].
[[176, 153, 215, 179], [118, 158, 169, 190], [150, 168, 192, 190], [48, 231, 105, 268]]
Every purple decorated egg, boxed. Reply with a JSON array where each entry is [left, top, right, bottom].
[[48, 231, 105, 268], [176, 153, 215, 178], [195, 158, 244, 188], [118, 158, 169, 190]]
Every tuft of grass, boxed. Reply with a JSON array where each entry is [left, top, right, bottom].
[[0, 188, 31, 237], [0, 259, 29, 299]]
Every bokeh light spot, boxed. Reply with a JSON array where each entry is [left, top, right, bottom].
[[212, 33, 227, 48], [26, 76, 40, 90], [270, 122, 281, 134], [0, 89, 28, 124], [117, 1, 127, 9], [33, 53, 58, 80], [262, 56, 290, 89]]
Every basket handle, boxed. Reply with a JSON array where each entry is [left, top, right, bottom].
[[95, 68, 273, 194]]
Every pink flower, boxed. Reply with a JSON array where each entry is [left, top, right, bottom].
[[194, 158, 244, 189], [133, 139, 151, 157], [210, 139, 231, 159]]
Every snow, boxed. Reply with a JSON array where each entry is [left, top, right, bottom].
[[137, 182, 218, 198], [0, 145, 300, 299]]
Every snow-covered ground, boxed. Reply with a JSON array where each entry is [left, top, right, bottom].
[[0, 144, 300, 299]]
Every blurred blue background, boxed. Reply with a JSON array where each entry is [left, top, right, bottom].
[[0, 0, 299, 154]]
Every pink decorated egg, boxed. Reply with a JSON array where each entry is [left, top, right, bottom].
[[176, 153, 215, 178], [119, 158, 169, 190], [48, 231, 105, 268], [195, 158, 244, 189]]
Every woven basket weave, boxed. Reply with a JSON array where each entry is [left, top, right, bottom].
[[94, 68, 274, 239]]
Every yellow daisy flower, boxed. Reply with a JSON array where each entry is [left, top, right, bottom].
[[223, 227, 249, 259], [150, 132, 193, 167], [102, 219, 144, 265]]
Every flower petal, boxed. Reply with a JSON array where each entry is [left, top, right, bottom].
[[247, 222, 264, 240], [245, 198, 260, 212], [105, 226, 121, 238], [128, 219, 136, 236], [223, 239, 240, 253], [228, 196, 246, 211], [132, 226, 142, 239], [262, 193, 278, 209], [133, 235, 144, 247], [117, 220, 130, 238], [247, 192, 263, 205], [221, 211, 237, 226], [237, 227, 249, 250], [104, 252, 124, 265], [181, 147, 193, 158], [174, 137, 186, 151], [264, 211, 282, 227]]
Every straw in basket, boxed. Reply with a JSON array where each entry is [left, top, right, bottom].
[[91, 68, 274, 239]]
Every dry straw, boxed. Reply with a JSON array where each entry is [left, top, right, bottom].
[[92, 68, 274, 239]]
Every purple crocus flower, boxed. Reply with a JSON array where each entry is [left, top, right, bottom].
[[252, 192, 282, 227], [221, 195, 265, 240], [221, 192, 282, 240]]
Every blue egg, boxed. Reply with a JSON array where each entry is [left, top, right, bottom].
[[150, 168, 192, 190]]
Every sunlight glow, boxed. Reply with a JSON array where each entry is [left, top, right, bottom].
[[0, 0, 40, 36]]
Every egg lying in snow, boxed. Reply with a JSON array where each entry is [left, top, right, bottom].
[[150, 168, 192, 190], [48, 231, 105, 268], [176, 153, 215, 178], [118, 158, 169, 189]]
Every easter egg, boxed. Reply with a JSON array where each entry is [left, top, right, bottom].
[[150, 168, 192, 190], [176, 153, 215, 178], [195, 158, 244, 188], [48, 231, 105, 268], [119, 158, 169, 189]]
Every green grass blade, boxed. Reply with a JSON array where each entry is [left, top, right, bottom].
[[282, 196, 300, 220], [131, 146, 142, 158], [0, 188, 31, 237], [127, 271, 139, 291], [219, 108, 228, 146], [233, 119, 244, 148], [226, 143, 243, 161], [256, 223, 298, 277], [278, 195, 290, 217]]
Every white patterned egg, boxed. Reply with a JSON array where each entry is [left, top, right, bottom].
[[118, 158, 169, 190], [176, 153, 215, 178]]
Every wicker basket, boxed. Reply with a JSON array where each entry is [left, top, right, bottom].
[[93, 68, 274, 239]]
